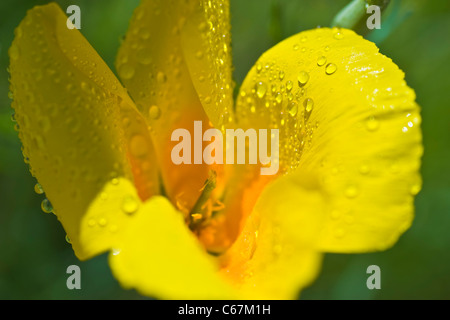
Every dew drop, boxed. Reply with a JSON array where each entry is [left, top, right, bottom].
[[345, 185, 359, 198], [325, 63, 337, 75], [34, 183, 44, 194], [279, 70, 285, 80], [275, 92, 283, 104], [88, 219, 96, 227], [121, 195, 140, 215], [65, 234, 71, 244], [359, 164, 370, 175], [297, 71, 309, 86], [157, 71, 167, 84], [98, 218, 107, 227], [317, 56, 327, 67], [410, 182, 421, 195], [118, 64, 135, 80], [304, 98, 314, 113], [130, 134, 148, 157], [366, 116, 379, 131], [334, 228, 345, 238], [196, 51, 204, 59], [256, 63, 262, 73], [273, 245, 282, 255], [286, 80, 293, 92], [136, 49, 152, 65], [41, 198, 53, 213], [334, 30, 344, 40], [330, 210, 341, 220], [255, 81, 267, 99], [288, 101, 298, 116], [148, 105, 161, 120]]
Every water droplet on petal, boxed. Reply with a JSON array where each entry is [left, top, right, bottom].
[[148, 105, 161, 120], [65, 234, 71, 244], [34, 183, 44, 194], [331, 210, 341, 220], [286, 80, 293, 92], [304, 98, 314, 113], [118, 64, 135, 80], [255, 81, 267, 98], [41, 198, 53, 213], [366, 116, 379, 131], [256, 63, 262, 73], [334, 30, 344, 40], [410, 182, 421, 195], [288, 101, 298, 116], [157, 71, 167, 83], [317, 56, 327, 66], [136, 49, 152, 65], [359, 164, 370, 175], [334, 228, 346, 238], [196, 51, 204, 59], [121, 195, 140, 215], [275, 92, 283, 104], [345, 185, 359, 198], [130, 134, 148, 157], [325, 63, 337, 75], [297, 71, 309, 86]]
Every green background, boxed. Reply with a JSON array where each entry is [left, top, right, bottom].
[[0, 0, 449, 299]]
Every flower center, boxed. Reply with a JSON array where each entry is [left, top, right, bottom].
[[187, 170, 224, 232]]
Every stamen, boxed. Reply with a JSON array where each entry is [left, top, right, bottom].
[[189, 170, 217, 230]]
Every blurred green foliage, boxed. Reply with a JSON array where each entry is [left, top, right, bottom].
[[0, 0, 449, 299]]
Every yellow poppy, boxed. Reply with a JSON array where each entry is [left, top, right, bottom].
[[9, 1, 422, 299]]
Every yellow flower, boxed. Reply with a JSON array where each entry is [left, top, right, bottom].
[[9, 1, 422, 299]]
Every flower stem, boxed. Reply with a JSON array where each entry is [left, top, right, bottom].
[[331, 0, 391, 36]]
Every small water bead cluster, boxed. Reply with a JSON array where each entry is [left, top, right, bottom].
[[33, 182, 71, 243], [238, 33, 340, 174]]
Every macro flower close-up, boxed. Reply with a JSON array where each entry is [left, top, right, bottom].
[[2, 0, 449, 302]]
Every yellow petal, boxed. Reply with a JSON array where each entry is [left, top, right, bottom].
[[220, 172, 323, 299], [180, 0, 235, 128], [109, 196, 236, 299], [116, 0, 215, 209], [235, 28, 422, 253], [9, 3, 159, 259]]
